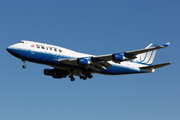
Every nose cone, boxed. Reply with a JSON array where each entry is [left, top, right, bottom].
[[6, 45, 17, 55], [6, 46, 12, 53], [7, 43, 24, 59]]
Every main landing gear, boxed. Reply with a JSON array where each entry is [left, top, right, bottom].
[[80, 74, 93, 80], [69, 73, 93, 81], [22, 59, 27, 69], [69, 74, 75, 81]]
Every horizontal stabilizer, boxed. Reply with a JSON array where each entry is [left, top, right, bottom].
[[139, 62, 172, 70]]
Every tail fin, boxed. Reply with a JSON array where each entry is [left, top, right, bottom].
[[133, 43, 158, 65]]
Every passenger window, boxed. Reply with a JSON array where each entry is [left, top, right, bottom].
[[46, 47, 48, 50], [41, 46, 45, 49], [54, 48, 57, 52], [49, 47, 52, 51], [59, 49, 62, 52]]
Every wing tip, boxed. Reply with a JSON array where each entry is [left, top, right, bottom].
[[168, 62, 173, 65], [162, 42, 170, 47]]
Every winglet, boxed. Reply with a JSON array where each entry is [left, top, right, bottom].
[[162, 42, 170, 47]]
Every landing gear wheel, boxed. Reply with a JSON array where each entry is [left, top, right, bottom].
[[80, 75, 84, 79], [83, 77, 87, 80], [22, 65, 27, 69], [69, 74, 73, 78], [88, 75, 93, 79], [69, 74, 75, 81], [22, 59, 27, 69], [71, 78, 75, 81]]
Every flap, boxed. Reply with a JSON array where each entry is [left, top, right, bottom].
[[58, 58, 81, 66], [92, 54, 112, 61]]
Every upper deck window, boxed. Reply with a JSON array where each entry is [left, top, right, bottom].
[[36, 44, 40, 49]]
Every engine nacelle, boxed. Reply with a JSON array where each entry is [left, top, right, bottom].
[[77, 58, 92, 65], [52, 73, 63, 78], [44, 68, 54, 76], [112, 53, 128, 62], [44, 68, 68, 78]]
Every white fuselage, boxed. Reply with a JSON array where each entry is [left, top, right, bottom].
[[7, 40, 151, 77]]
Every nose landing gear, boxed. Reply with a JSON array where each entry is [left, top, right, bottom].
[[22, 59, 27, 69], [22, 64, 27, 68]]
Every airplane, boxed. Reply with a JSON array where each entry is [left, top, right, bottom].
[[7, 40, 172, 81]]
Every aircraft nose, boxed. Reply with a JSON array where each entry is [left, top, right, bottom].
[[6, 46, 15, 54], [6, 47, 11, 53]]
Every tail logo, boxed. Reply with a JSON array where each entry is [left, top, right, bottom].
[[133, 43, 157, 65], [139, 50, 157, 65]]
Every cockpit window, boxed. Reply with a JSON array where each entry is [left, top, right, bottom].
[[18, 41, 24, 43]]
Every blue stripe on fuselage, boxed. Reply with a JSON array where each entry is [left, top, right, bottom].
[[99, 64, 141, 75]]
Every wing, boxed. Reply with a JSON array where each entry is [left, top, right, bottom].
[[124, 42, 170, 56], [91, 42, 170, 61], [58, 58, 112, 72], [58, 58, 80, 66], [57, 42, 170, 71]]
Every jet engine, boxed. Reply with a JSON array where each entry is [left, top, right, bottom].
[[44, 68, 54, 76], [44, 68, 68, 79], [52, 72, 63, 78], [77, 58, 92, 65], [112, 53, 129, 62]]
